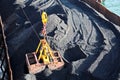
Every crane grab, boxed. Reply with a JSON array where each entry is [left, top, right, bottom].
[[25, 11, 64, 74]]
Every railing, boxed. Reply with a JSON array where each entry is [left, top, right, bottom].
[[0, 16, 13, 80]]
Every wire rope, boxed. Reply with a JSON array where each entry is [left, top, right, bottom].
[[20, 7, 41, 40]]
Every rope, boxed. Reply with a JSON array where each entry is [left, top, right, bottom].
[[20, 7, 41, 40]]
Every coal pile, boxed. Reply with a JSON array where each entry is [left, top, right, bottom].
[[0, 0, 120, 80]]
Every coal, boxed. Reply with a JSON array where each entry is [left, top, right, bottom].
[[0, 0, 120, 80]]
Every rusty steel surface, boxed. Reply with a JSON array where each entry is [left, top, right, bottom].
[[0, 16, 13, 80], [82, 0, 120, 26]]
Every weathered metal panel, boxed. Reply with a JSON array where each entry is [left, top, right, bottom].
[[82, 0, 120, 26]]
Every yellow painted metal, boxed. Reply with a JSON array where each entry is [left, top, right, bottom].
[[35, 41, 41, 53], [41, 11, 48, 25], [35, 39, 52, 64]]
